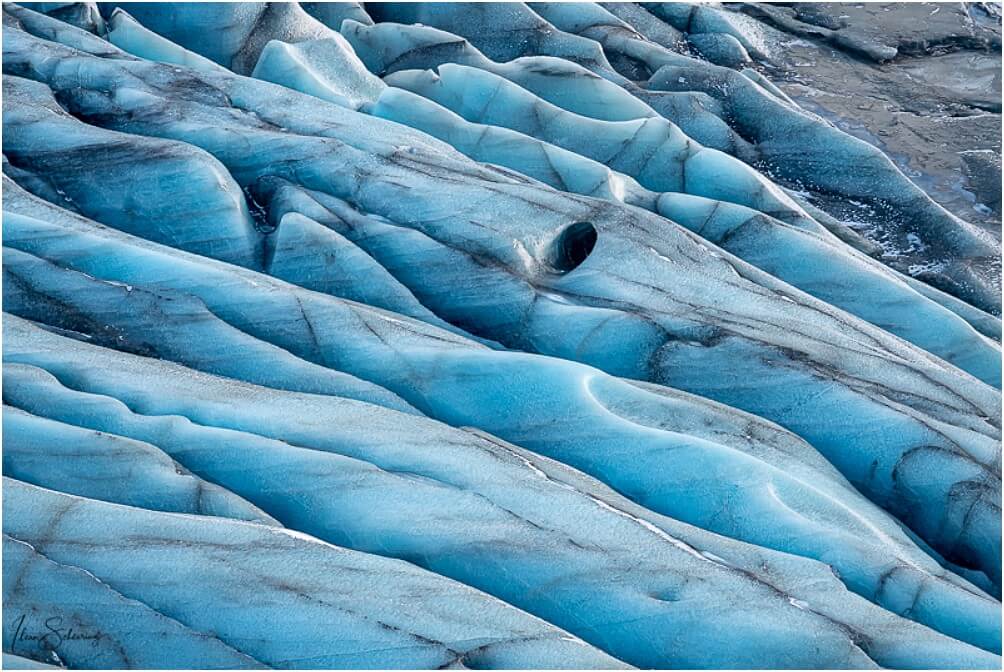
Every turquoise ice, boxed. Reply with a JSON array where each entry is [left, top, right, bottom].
[[2, 3, 1001, 668]]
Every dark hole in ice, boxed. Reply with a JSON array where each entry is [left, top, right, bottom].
[[548, 221, 597, 274]]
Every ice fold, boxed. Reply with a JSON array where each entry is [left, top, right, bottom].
[[2, 4, 1001, 668], [2, 199, 1001, 651], [4, 478, 626, 670], [3, 319, 1001, 668], [4, 14, 1001, 594]]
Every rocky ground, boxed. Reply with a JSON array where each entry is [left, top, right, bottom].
[[735, 2, 1001, 233]]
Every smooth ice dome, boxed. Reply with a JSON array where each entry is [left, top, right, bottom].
[[2, 2, 1001, 670]]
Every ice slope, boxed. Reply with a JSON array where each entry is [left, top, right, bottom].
[[2, 3, 1001, 668], [653, 193, 1002, 386], [336, 14, 990, 308], [3, 12, 1001, 592], [100, 2, 330, 74], [2, 195, 1001, 651], [339, 2, 1000, 313], [385, 63, 818, 224], [1, 75, 259, 268], [0, 152, 466, 344], [4, 478, 624, 669], [2, 405, 278, 524], [300, 2, 372, 30], [88, 0, 1003, 313], [103, 7, 225, 74], [106, 7, 386, 111], [386, 54, 999, 325], [30, 1, 1002, 315], [641, 1, 774, 60], [646, 59, 1000, 312], [2, 654, 59, 670], [599, 2, 685, 53], [17, 2, 106, 37], [365, 2, 628, 84], [533, 2, 769, 73], [3, 319, 1001, 668], [1, 180, 421, 412], [369, 86, 657, 207], [337, 19, 750, 158], [367, 84, 999, 383], [252, 37, 386, 109]]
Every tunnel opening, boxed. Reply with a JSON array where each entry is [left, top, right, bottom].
[[547, 221, 597, 274]]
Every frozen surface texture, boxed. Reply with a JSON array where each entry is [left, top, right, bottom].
[[2, 2, 1001, 669]]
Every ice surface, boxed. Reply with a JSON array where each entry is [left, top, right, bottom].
[[655, 192, 1002, 385], [599, 2, 685, 53], [339, 19, 649, 119], [105, 8, 225, 74], [2, 75, 259, 268], [2, 654, 60, 670], [386, 63, 810, 219], [252, 36, 385, 109], [4, 478, 624, 669], [300, 2, 372, 30], [99, 2, 329, 74], [688, 32, 752, 67], [336, 3, 1001, 312], [2, 3, 1001, 668], [366, 2, 627, 84], [641, 2, 774, 61], [1, 191, 420, 412], [370, 87, 657, 207], [2, 203, 1000, 651], [6, 9, 1001, 591], [3, 320, 1001, 667], [367, 81, 999, 384], [2, 405, 278, 524], [338, 17, 747, 157], [647, 60, 1000, 312]]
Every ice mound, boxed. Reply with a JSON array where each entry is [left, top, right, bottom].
[[2, 2, 1001, 669]]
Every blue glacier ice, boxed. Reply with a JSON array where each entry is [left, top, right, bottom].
[[3, 179, 1001, 653], [369, 86, 656, 207], [104, 7, 226, 74], [384, 63, 812, 220], [688, 32, 752, 67], [251, 36, 385, 109], [4, 478, 625, 669], [646, 59, 1000, 312], [338, 2, 1000, 312], [366, 2, 628, 84], [6, 8, 1002, 591], [1, 75, 260, 268], [17, 2, 107, 36], [599, 2, 685, 53], [2, 653, 60, 670], [641, 1, 775, 61], [2, 3, 1001, 669], [337, 17, 751, 158], [3, 318, 1001, 668], [26, 1, 1002, 317], [653, 192, 1002, 386], [300, 2, 372, 30], [101, 2, 330, 74], [2, 405, 278, 524], [365, 82, 1000, 383]]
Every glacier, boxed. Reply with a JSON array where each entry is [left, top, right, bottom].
[[4, 478, 627, 669], [2, 2, 1001, 669]]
